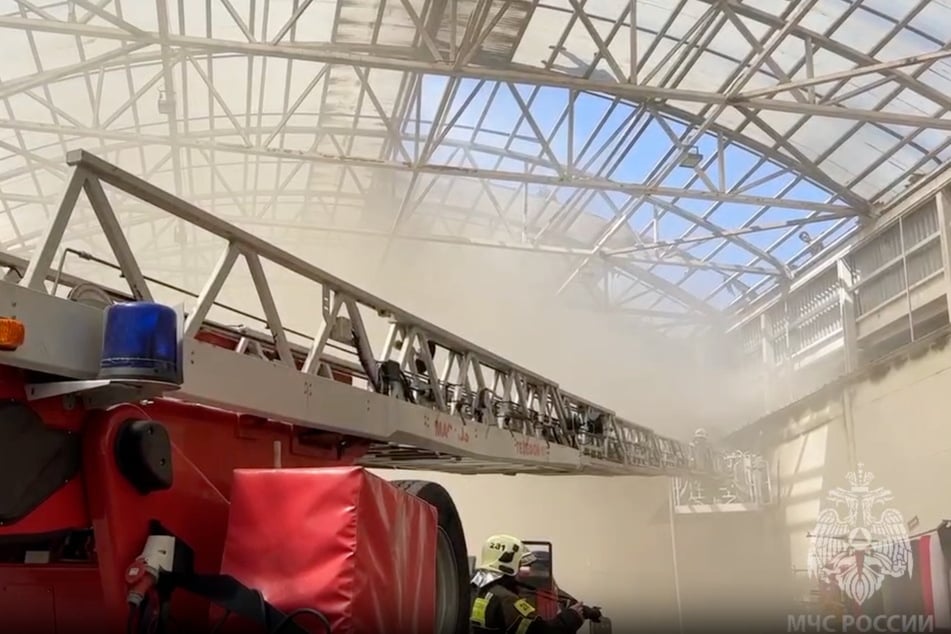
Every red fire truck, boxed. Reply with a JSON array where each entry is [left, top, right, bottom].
[[0, 150, 699, 633]]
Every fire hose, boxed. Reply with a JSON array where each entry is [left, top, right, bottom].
[[124, 521, 331, 634], [515, 580, 603, 623]]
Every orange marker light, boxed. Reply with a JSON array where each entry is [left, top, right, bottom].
[[0, 317, 25, 351]]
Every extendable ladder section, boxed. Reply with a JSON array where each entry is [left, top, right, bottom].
[[0, 149, 731, 477]]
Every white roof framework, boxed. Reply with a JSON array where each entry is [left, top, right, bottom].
[[0, 0, 948, 330]]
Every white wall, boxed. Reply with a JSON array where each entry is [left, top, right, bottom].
[[773, 334, 951, 564], [671, 506, 794, 630], [669, 331, 951, 623]]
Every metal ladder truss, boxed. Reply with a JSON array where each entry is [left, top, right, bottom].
[[0, 150, 753, 477], [672, 450, 774, 512]]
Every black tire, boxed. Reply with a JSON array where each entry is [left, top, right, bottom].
[[392, 479, 470, 634]]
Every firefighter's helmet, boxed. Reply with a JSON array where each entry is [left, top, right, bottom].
[[477, 534, 536, 576]]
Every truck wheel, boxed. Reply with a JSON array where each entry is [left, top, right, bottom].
[[392, 479, 469, 634]]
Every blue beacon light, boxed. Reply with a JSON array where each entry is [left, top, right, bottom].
[[99, 302, 182, 385]]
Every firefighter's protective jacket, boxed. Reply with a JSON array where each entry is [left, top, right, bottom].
[[469, 581, 585, 634]]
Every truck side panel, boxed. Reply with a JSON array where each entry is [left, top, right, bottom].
[[0, 566, 103, 632]]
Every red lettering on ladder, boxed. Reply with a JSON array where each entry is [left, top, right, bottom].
[[434, 419, 452, 439], [433, 418, 470, 444], [514, 438, 546, 457]]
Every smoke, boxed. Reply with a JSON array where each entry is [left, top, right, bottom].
[[320, 233, 717, 437], [42, 155, 795, 629]]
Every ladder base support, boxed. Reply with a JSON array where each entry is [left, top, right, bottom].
[[25, 379, 173, 410]]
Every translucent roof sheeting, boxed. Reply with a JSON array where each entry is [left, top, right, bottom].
[[0, 0, 948, 330]]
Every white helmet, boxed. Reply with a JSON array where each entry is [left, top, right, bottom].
[[477, 534, 536, 576]]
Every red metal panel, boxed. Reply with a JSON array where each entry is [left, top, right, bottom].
[[0, 566, 104, 633], [221, 466, 438, 634], [0, 371, 375, 633], [141, 399, 370, 499], [0, 372, 372, 633], [0, 478, 90, 538], [0, 583, 55, 633], [81, 405, 232, 633]]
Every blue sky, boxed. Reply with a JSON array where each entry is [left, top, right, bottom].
[[406, 75, 859, 308]]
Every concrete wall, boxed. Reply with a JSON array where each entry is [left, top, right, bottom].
[[770, 333, 951, 581]]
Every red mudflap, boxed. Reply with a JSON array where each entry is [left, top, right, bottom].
[[220, 466, 437, 634]]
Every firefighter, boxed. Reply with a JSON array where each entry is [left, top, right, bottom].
[[469, 534, 600, 633], [690, 427, 712, 472]]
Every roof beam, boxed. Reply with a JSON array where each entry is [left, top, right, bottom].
[[0, 40, 148, 100], [0, 15, 909, 216], [604, 215, 846, 255], [25, 204, 779, 277], [644, 195, 789, 276], [0, 118, 856, 213], [737, 48, 951, 101], [610, 260, 721, 318], [0, 16, 947, 131], [603, 307, 704, 322], [737, 97, 951, 131], [691, 0, 951, 110]]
